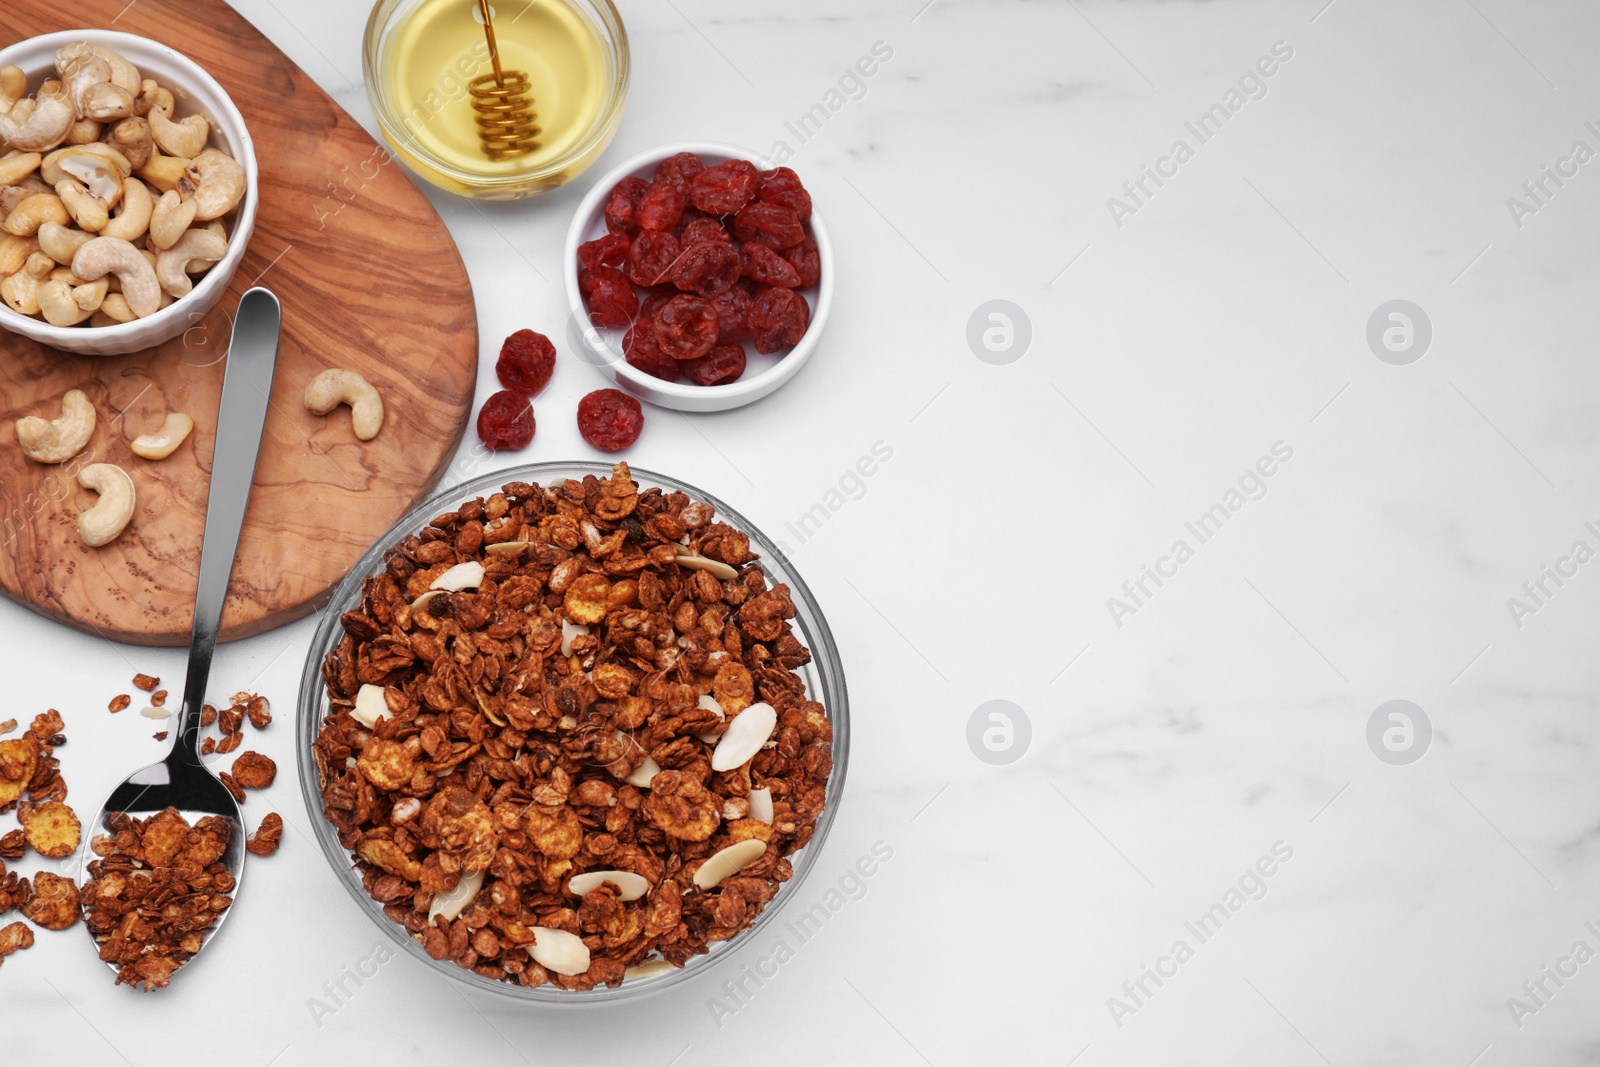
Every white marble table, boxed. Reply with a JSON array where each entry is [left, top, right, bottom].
[[7, 0, 1600, 1063]]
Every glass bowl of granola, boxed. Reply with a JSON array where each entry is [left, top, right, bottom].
[[295, 461, 848, 1002]]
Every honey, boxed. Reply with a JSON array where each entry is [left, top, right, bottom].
[[365, 0, 628, 198]]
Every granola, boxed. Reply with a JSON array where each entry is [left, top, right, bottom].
[[313, 463, 832, 990], [82, 808, 236, 990]]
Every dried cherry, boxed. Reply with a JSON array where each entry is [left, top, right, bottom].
[[627, 231, 680, 287], [476, 390, 536, 451], [747, 287, 810, 353], [654, 151, 707, 189], [683, 342, 746, 387], [742, 242, 802, 288], [623, 322, 681, 382], [496, 329, 556, 397], [578, 266, 639, 329], [690, 159, 760, 215], [733, 201, 805, 249], [671, 241, 742, 297], [604, 176, 649, 235], [640, 287, 678, 321], [577, 389, 644, 452], [709, 285, 752, 342], [653, 294, 720, 361], [782, 235, 821, 288], [757, 167, 812, 223], [578, 233, 630, 270], [681, 216, 733, 246], [637, 180, 688, 232]]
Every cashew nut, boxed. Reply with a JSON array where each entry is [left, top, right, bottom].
[[0, 233, 39, 275], [56, 179, 108, 232], [72, 236, 161, 317], [0, 150, 42, 186], [130, 412, 193, 460], [83, 83, 134, 122], [0, 252, 51, 315], [55, 45, 112, 121], [64, 118, 102, 145], [41, 144, 130, 203], [0, 178, 50, 217], [305, 369, 385, 441], [149, 106, 208, 158], [91, 47, 142, 97], [73, 276, 108, 312], [186, 149, 245, 220], [136, 153, 189, 194], [3, 80, 75, 152], [0, 66, 24, 116], [146, 188, 197, 250], [155, 227, 226, 297], [36, 279, 93, 325], [76, 463, 134, 547], [100, 177, 151, 242], [105, 117, 152, 170], [133, 79, 173, 118], [95, 291, 134, 323], [3, 193, 68, 237], [36, 221, 90, 265], [15, 388, 96, 464]]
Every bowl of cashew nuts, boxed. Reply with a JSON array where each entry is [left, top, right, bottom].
[[0, 31, 256, 356]]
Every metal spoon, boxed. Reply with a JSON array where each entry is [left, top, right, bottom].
[[78, 287, 282, 978]]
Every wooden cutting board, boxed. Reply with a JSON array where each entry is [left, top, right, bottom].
[[0, 0, 478, 645]]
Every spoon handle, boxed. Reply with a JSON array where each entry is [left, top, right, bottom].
[[175, 288, 283, 764]]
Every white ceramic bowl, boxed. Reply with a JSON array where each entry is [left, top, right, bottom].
[[563, 141, 833, 412], [0, 31, 257, 357]]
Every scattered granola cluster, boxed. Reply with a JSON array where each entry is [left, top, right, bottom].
[[0, 711, 81, 970], [313, 463, 833, 990], [83, 810, 237, 990]]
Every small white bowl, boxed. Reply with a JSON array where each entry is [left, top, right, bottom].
[[563, 141, 833, 412], [0, 31, 257, 357]]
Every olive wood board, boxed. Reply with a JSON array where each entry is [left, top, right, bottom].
[[0, 0, 478, 644]]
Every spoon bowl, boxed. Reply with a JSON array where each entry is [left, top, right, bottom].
[[77, 288, 282, 982]]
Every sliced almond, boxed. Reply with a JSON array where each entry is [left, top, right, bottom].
[[430, 560, 486, 593], [483, 540, 529, 557], [710, 702, 777, 772], [695, 693, 725, 743], [560, 620, 589, 658], [138, 705, 169, 719], [427, 868, 484, 923], [693, 838, 768, 890], [528, 926, 590, 976], [748, 786, 774, 824], [623, 958, 676, 981], [675, 551, 737, 581], [567, 869, 650, 901], [622, 754, 660, 789], [351, 684, 393, 729]]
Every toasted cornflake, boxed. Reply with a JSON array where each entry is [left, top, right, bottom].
[[22, 870, 80, 930], [153, 731, 168, 741], [230, 751, 276, 791], [0, 919, 34, 955], [0, 736, 39, 811], [83, 808, 237, 989], [312, 463, 831, 989], [0, 719, 14, 735], [108, 694, 131, 714], [218, 772, 244, 805], [132, 673, 159, 692], [246, 696, 272, 730], [20, 800, 80, 858], [215, 731, 242, 755], [0, 831, 24, 861]]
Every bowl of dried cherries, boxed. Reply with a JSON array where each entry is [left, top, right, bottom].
[[298, 461, 849, 1001], [564, 143, 832, 412]]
